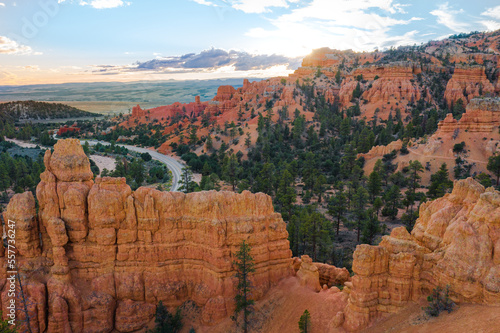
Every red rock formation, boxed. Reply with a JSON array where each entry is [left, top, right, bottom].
[[292, 256, 351, 292], [359, 140, 403, 160], [438, 97, 500, 132], [314, 263, 350, 288], [211, 85, 238, 113], [276, 86, 296, 107], [296, 255, 321, 292], [131, 104, 145, 118], [340, 62, 423, 107], [123, 98, 209, 128], [444, 65, 495, 107], [0, 139, 293, 332], [213, 85, 236, 102], [342, 178, 500, 331]]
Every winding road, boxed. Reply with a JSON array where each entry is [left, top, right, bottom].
[[6, 135, 184, 191], [81, 140, 184, 192]]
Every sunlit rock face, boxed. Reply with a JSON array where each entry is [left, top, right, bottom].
[[438, 97, 500, 132], [342, 177, 500, 331], [444, 65, 495, 107]]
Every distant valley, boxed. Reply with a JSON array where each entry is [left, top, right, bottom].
[[0, 78, 261, 115]]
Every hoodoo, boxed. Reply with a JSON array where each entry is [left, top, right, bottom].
[[341, 177, 500, 331]]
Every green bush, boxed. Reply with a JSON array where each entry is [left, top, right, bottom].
[[424, 285, 455, 317], [148, 301, 182, 333]]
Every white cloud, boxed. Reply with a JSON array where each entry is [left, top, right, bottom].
[[59, 0, 130, 9], [191, 0, 216, 6], [482, 5, 500, 20], [232, 0, 289, 14], [191, 0, 297, 14], [481, 20, 500, 31], [430, 2, 469, 32], [242, 0, 422, 56], [21, 65, 40, 71], [80, 0, 130, 9], [0, 36, 38, 55], [481, 6, 500, 30], [0, 3, 5, 7]]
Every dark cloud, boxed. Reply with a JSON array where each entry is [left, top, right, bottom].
[[133, 48, 301, 72]]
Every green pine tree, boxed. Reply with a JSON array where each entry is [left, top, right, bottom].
[[179, 166, 195, 193], [232, 241, 256, 333], [327, 186, 347, 235], [298, 309, 311, 333], [427, 163, 453, 199], [487, 154, 500, 186], [149, 301, 182, 333], [222, 154, 241, 192]]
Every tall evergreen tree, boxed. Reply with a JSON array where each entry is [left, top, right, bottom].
[[179, 166, 195, 193], [487, 154, 500, 186], [222, 154, 241, 192], [427, 163, 453, 199], [382, 185, 401, 220], [232, 241, 255, 333], [367, 170, 382, 201], [352, 186, 368, 242], [361, 209, 380, 245], [327, 186, 347, 235], [276, 169, 296, 221]]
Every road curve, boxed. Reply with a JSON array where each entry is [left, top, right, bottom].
[[81, 140, 184, 192]]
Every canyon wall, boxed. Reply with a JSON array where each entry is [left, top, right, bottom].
[[444, 65, 495, 107], [438, 97, 500, 132], [338, 62, 427, 121], [0, 139, 293, 332], [341, 178, 500, 331]]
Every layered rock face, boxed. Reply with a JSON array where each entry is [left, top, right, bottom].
[[292, 256, 351, 293], [438, 97, 500, 132], [1, 139, 293, 332], [342, 178, 500, 331], [123, 98, 209, 127], [339, 62, 422, 107], [444, 65, 495, 107]]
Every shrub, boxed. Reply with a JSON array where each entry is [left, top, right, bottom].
[[149, 301, 183, 333], [0, 311, 17, 333], [424, 285, 455, 317], [298, 310, 311, 333], [453, 142, 466, 154], [400, 144, 409, 155]]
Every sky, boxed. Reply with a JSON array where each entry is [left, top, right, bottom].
[[0, 0, 500, 85]]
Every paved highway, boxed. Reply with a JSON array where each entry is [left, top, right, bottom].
[[81, 140, 184, 192]]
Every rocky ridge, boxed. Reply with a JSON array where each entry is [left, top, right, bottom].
[[341, 177, 500, 331], [360, 97, 500, 184], [438, 97, 500, 132], [116, 31, 500, 157]]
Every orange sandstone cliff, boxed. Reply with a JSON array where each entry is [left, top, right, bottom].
[[444, 65, 495, 107], [341, 178, 500, 331], [0, 139, 293, 332], [438, 97, 500, 132]]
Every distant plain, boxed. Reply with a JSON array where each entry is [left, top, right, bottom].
[[0, 78, 254, 115]]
